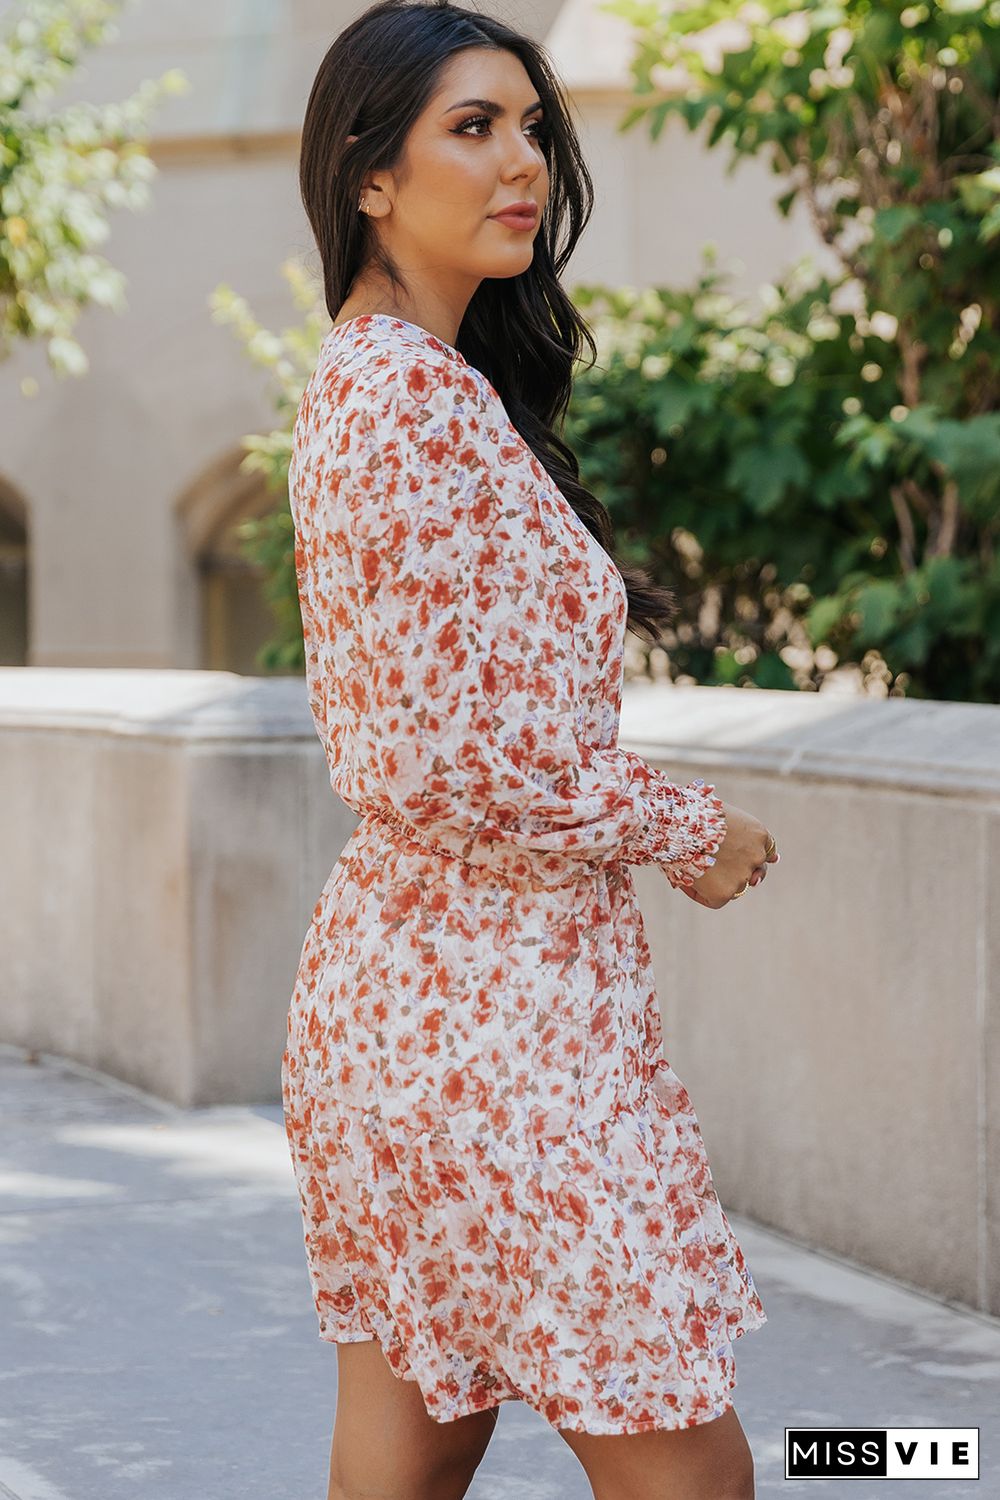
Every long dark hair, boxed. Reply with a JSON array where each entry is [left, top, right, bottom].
[[298, 0, 678, 643]]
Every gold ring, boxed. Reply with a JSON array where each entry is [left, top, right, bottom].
[[764, 834, 776, 858], [730, 881, 750, 899]]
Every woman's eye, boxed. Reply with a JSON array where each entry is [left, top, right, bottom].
[[453, 114, 548, 142]]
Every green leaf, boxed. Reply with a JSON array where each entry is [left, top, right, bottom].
[[854, 580, 904, 643], [753, 652, 797, 690], [806, 594, 847, 646], [726, 442, 811, 515]]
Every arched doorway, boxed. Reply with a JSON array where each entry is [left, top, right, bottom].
[[0, 481, 29, 666], [176, 448, 289, 675]]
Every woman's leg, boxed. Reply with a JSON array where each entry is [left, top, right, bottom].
[[327, 1338, 500, 1500], [558, 1404, 756, 1500]]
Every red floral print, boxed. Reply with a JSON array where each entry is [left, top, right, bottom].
[[281, 314, 766, 1435]]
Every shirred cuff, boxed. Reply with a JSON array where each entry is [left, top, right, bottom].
[[650, 777, 728, 889]]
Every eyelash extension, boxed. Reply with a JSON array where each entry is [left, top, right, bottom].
[[453, 113, 550, 143]]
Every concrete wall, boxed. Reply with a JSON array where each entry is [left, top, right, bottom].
[[2, 666, 998, 1318]]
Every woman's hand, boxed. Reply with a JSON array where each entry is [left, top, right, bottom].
[[679, 800, 779, 908]]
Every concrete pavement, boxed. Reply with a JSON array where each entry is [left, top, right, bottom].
[[1, 1044, 996, 1499]]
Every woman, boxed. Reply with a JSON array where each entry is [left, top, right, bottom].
[[281, 3, 778, 1496]]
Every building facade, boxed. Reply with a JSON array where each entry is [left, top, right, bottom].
[[0, 0, 831, 672]]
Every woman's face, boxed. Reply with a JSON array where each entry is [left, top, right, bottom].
[[359, 47, 550, 291]]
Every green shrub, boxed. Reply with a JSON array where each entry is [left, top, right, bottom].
[[569, 259, 1000, 698], [591, 0, 1000, 698]]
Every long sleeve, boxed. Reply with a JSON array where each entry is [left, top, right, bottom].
[[338, 354, 727, 887]]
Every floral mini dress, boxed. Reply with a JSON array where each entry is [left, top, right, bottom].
[[281, 313, 767, 1435]]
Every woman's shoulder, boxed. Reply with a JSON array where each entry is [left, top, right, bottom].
[[312, 315, 497, 430]]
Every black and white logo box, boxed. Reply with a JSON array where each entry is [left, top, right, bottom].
[[785, 1428, 979, 1481]]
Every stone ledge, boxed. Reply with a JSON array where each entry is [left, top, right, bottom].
[[3, 669, 998, 798]]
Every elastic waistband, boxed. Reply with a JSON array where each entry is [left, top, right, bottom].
[[357, 804, 597, 891], [361, 802, 443, 854]]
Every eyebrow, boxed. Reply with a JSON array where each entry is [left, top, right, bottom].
[[443, 97, 545, 118]]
